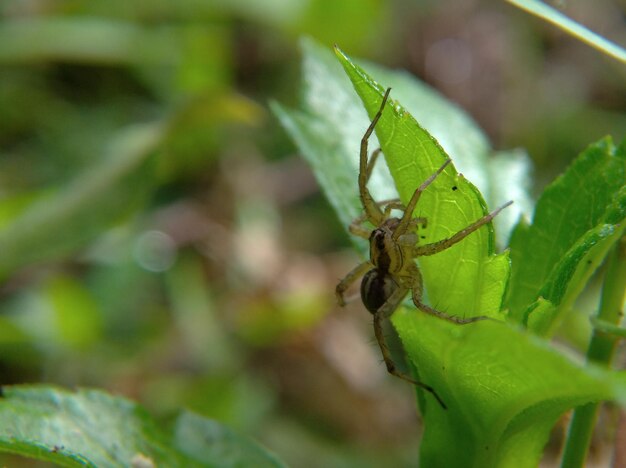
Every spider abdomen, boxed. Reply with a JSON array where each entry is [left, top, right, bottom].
[[360, 268, 400, 314]]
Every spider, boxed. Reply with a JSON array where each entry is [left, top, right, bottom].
[[335, 88, 512, 409]]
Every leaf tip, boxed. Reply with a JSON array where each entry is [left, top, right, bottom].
[[333, 44, 348, 61]]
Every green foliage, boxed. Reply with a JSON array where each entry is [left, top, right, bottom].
[[0, 386, 283, 468], [508, 139, 626, 334], [1, 1, 625, 466], [394, 311, 624, 468], [275, 39, 626, 467], [0, 123, 162, 280]]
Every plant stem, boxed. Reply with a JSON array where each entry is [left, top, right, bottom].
[[561, 239, 626, 468]]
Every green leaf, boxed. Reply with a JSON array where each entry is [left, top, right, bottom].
[[334, 45, 510, 318], [506, 0, 626, 64], [507, 138, 626, 333], [393, 310, 626, 468], [0, 386, 187, 467], [0, 385, 285, 467]]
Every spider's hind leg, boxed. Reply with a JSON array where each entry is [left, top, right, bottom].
[[372, 285, 447, 408], [407, 264, 486, 324]]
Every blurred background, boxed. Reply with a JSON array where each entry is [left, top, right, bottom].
[[0, 0, 624, 466]]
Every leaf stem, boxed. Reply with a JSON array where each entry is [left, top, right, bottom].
[[561, 238, 626, 468]]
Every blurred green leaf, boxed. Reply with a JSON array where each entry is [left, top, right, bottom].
[[160, 93, 264, 180], [0, 122, 163, 280], [507, 138, 626, 334], [165, 254, 238, 370], [272, 41, 384, 246], [507, 0, 626, 64], [0, 317, 29, 345], [294, 0, 386, 52], [174, 411, 285, 468], [0, 18, 178, 65], [46, 275, 103, 350], [0, 191, 48, 230], [0, 386, 285, 467], [0, 17, 232, 98], [0, 386, 188, 467]]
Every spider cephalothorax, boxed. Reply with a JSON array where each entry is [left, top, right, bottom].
[[336, 88, 512, 409]]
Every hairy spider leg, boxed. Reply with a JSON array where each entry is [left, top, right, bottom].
[[353, 146, 447, 240], [349, 198, 419, 239], [365, 148, 382, 181], [359, 88, 392, 226], [406, 262, 485, 324], [335, 260, 373, 306], [353, 158, 451, 241], [392, 159, 451, 241], [402, 200, 513, 323], [349, 199, 400, 238], [372, 284, 447, 409], [413, 201, 514, 257]]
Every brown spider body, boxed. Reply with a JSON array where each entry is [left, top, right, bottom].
[[361, 219, 410, 313], [335, 87, 512, 409], [370, 220, 401, 273]]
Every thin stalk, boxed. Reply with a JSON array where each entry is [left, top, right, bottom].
[[561, 239, 626, 468]]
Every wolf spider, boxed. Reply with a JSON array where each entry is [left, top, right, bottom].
[[335, 88, 512, 409]]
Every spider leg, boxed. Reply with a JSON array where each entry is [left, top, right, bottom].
[[377, 198, 401, 207], [412, 201, 513, 256], [335, 260, 372, 306], [359, 88, 392, 226], [348, 198, 404, 239], [381, 200, 403, 217], [407, 264, 486, 324], [348, 218, 372, 239], [398, 217, 428, 246], [372, 286, 446, 408], [393, 159, 451, 240], [365, 148, 382, 182]]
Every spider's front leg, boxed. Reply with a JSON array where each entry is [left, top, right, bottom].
[[392, 159, 451, 241], [372, 284, 447, 408], [358, 88, 392, 227]]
